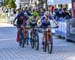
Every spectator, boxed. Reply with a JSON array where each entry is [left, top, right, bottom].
[[54, 8, 63, 21], [40, 9, 46, 17], [62, 8, 71, 19]]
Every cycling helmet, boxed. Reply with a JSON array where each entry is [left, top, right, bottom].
[[32, 11, 39, 16], [44, 11, 50, 16]]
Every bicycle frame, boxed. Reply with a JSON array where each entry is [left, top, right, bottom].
[[44, 30, 52, 42], [43, 28, 53, 53], [31, 27, 39, 50]]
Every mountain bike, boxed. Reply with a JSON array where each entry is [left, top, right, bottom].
[[18, 27, 26, 48], [42, 26, 58, 54], [43, 28, 53, 54], [24, 27, 29, 46], [31, 27, 39, 50]]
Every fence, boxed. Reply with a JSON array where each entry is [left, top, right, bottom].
[[54, 18, 75, 42], [66, 18, 75, 42]]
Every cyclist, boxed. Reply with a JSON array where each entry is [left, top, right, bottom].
[[29, 10, 40, 39], [13, 10, 29, 47], [41, 11, 58, 48]]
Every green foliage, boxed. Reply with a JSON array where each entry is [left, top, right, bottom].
[[7, 0, 16, 8], [3, 0, 9, 5], [3, 0, 16, 6]]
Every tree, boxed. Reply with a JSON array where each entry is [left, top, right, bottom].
[[3, 0, 16, 6], [7, 0, 16, 8], [3, 0, 10, 6]]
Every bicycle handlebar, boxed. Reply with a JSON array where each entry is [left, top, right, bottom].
[[39, 26, 59, 29]]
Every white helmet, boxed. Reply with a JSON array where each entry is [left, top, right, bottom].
[[44, 11, 50, 16]]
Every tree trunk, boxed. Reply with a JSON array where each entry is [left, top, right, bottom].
[[45, 0, 48, 10]]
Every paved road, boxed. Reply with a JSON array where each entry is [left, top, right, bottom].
[[0, 27, 75, 60]]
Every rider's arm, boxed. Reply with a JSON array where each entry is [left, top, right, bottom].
[[13, 18, 16, 25], [41, 16, 45, 22], [49, 16, 58, 26], [53, 19, 58, 26], [13, 16, 18, 26]]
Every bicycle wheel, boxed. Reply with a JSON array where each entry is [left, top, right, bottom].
[[43, 32, 47, 52], [34, 35, 39, 50], [48, 36, 53, 54], [19, 31, 23, 47], [26, 30, 29, 45], [26, 39, 29, 45], [31, 36, 34, 48], [43, 40, 47, 52], [26, 34, 29, 45], [19, 37, 22, 47]]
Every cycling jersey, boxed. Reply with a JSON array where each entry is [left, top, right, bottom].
[[29, 16, 38, 27], [17, 18, 23, 25], [15, 11, 29, 27], [29, 19, 37, 28], [41, 20, 50, 28], [41, 15, 54, 22]]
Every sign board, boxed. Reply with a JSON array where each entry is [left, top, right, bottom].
[[70, 26, 75, 34]]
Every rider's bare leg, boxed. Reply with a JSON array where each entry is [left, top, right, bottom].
[[16, 28, 21, 42]]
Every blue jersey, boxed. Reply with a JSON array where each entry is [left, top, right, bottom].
[[41, 15, 54, 22], [15, 11, 29, 20], [15, 11, 29, 26], [42, 20, 50, 28]]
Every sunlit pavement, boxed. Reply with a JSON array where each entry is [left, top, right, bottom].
[[0, 23, 14, 27], [0, 26, 75, 60]]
